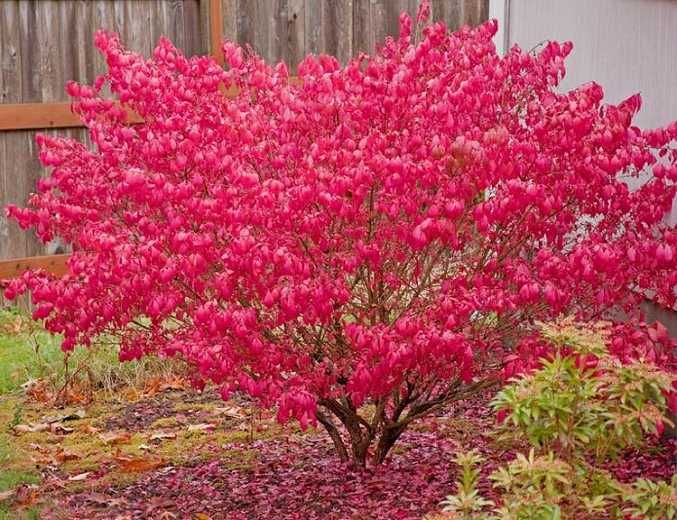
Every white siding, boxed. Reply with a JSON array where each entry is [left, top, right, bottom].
[[503, 0, 677, 223], [501, 0, 677, 336]]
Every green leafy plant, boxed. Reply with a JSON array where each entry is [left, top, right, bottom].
[[623, 475, 677, 520], [440, 450, 494, 519], [440, 319, 676, 519], [492, 320, 673, 461]]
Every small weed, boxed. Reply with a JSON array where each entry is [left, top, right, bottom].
[[8, 401, 23, 431]]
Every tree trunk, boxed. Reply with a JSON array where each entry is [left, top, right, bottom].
[[316, 410, 349, 462], [317, 378, 498, 466], [318, 399, 374, 467], [372, 424, 407, 465], [316, 414, 404, 466]]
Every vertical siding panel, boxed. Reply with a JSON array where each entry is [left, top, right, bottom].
[[369, 0, 387, 53], [125, 0, 151, 57], [92, 0, 116, 76], [37, 1, 62, 102], [445, 0, 464, 31], [149, 0, 166, 51], [478, 0, 489, 26], [3, 132, 31, 258], [383, 0, 409, 41], [77, 0, 96, 86], [221, 0, 239, 44], [167, 0, 186, 53], [59, 0, 77, 93], [269, 0, 289, 65], [235, 0, 248, 51], [325, 0, 353, 65], [0, 133, 11, 262], [247, 1, 274, 61], [18, 1, 40, 102]]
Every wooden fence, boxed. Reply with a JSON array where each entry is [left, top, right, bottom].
[[0, 0, 489, 278]]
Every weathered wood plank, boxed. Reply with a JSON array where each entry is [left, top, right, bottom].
[[352, 0, 373, 56], [0, 254, 70, 280], [303, 0, 321, 55], [184, 0, 206, 57], [287, 0, 305, 72], [18, 1, 40, 102], [383, 0, 410, 41], [0, 0, 22, 104], [2, 131, 32, 259], [269, 0, 289, 66], [0, 102, 144, 131], [324, 0, 353, 65]]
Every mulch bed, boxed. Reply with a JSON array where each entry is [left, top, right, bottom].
[[42, 391, 675, 520]]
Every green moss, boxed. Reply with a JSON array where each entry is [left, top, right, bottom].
[[221, 448, 257, 470], [149, 416, 181, 429], [0, 397, 42, 520]]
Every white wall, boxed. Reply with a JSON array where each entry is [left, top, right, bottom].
[[492, 0, 677, 223], [491, 0, 677, 336]]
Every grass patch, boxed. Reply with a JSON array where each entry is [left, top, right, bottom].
[[0, 306, 187, 400], [0, 308, 63, 394]]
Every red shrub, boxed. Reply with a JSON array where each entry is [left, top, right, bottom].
[[5, 5, 676, 464]]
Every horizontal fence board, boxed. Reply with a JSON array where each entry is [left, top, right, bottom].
[[0, 254, 69, 280], [0, 102, 145, 130]]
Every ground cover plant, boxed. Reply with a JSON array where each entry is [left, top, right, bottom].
[[3, 0, 676, 473]]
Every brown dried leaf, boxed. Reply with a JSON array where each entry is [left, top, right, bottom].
[[68, 472, 92, 481], [99, 431, 133, 445], [213, 406, 245, 419], [30, 454, 54, 466], [14, 423, 50, 434], [44, 409, 86, 423], [0, 489, 16, 502], [55, 447, 82, 464], [14, 484, 40, 506], [150, 431, 177, 441], [51, 422, 75, 434], [187, 423, 216, 432], [113, 451, 164, 473], [24, 378, 53, 403]]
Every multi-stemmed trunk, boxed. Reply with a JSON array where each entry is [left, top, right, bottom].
[[315, 377, 496, 466]]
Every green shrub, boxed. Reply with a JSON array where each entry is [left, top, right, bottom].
[[440, 319, 676, 519]]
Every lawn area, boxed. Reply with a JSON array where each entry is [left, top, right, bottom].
[[0, 308, 63, 395]]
